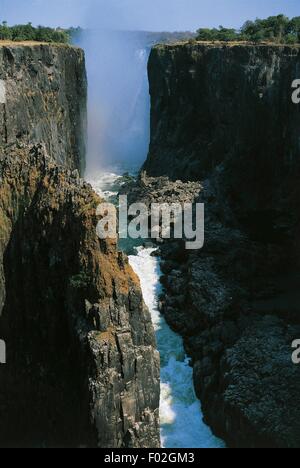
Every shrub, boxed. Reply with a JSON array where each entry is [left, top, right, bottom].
[[0, 21, 71, 44], [196, 15, 300, 44]]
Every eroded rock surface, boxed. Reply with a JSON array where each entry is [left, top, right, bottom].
[[0, 144, 160, 448], [140, 42, 300, 448], [0, 43, 87, 173], [119, 172, 202, 206], [0, 44, 160, 448]]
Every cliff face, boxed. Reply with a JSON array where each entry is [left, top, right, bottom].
[[144, 43, 300, 447], [0, 44, 160, 448], [0, 44, 87, 174], [144, 43, 300, 216]]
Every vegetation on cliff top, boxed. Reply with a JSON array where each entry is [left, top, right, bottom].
[[0, 21, 82, 44], [196, 15, 300, 44], [2, 15, 299, 46]]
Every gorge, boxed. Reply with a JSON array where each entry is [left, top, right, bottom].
[[142, 41, 300, 448], [1, 36, 300, 449]]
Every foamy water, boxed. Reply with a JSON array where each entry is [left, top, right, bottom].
[[86, 171, 121, 199], [91, 172, 225, 448], [129, 247, 225, 449]]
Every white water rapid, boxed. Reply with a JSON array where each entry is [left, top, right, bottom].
[[90, 173, 225, 449], [129, 247, 225, 449]]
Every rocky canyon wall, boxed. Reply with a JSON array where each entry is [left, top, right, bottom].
[[0, 44, 87, 173], [144, 43, 300, 221], [0, 44, 160, 448], [144, 42, 300, 447]]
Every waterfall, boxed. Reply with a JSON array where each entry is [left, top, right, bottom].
[[79, 30, 151, 173]]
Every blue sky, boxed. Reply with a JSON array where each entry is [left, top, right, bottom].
[[1, 0, 299, 31]]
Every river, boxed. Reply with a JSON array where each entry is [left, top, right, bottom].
[[88, 169, 225, 449]]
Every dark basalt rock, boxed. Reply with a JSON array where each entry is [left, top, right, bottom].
[[0, 43, 87, 174], [0, 144, 160, 448], [0, 44, 160, 448], [119, 171, 202, 207], [141, 42, 300, 448]]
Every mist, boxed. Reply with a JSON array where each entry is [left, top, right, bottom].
[[3, 0, 298, 173], [77, 0, 300, 174], [80, 28, 151, 173]]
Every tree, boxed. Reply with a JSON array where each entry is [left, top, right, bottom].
[[217, 27, 239, 42], [0, 22, 71, 44], [288, 16, 300, 41], [241, 20, 260, 39], [0, 20, 12, 40], [196, 26, 239, 42], [286, 33, 298, 44], [266, 15, 289, 41], [246, 15, 291, 43], [196, 28, 217, 41], [10, 23, 36, 41], [252, 30, 266, 43], [197, 14, 300, 45]]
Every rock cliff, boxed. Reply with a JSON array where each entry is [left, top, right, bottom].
[[143, 42, 300, 447], [144, 43, 300, 189], [0, 43, 87, 174], [0, 44, 160, 448]]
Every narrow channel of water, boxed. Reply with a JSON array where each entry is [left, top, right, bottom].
[[129, 247, 224, 449], [89, 171, 225, 449]]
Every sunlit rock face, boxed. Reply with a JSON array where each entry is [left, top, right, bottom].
[[0, 44, 87, 174], [0, 44, 160, 448]]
